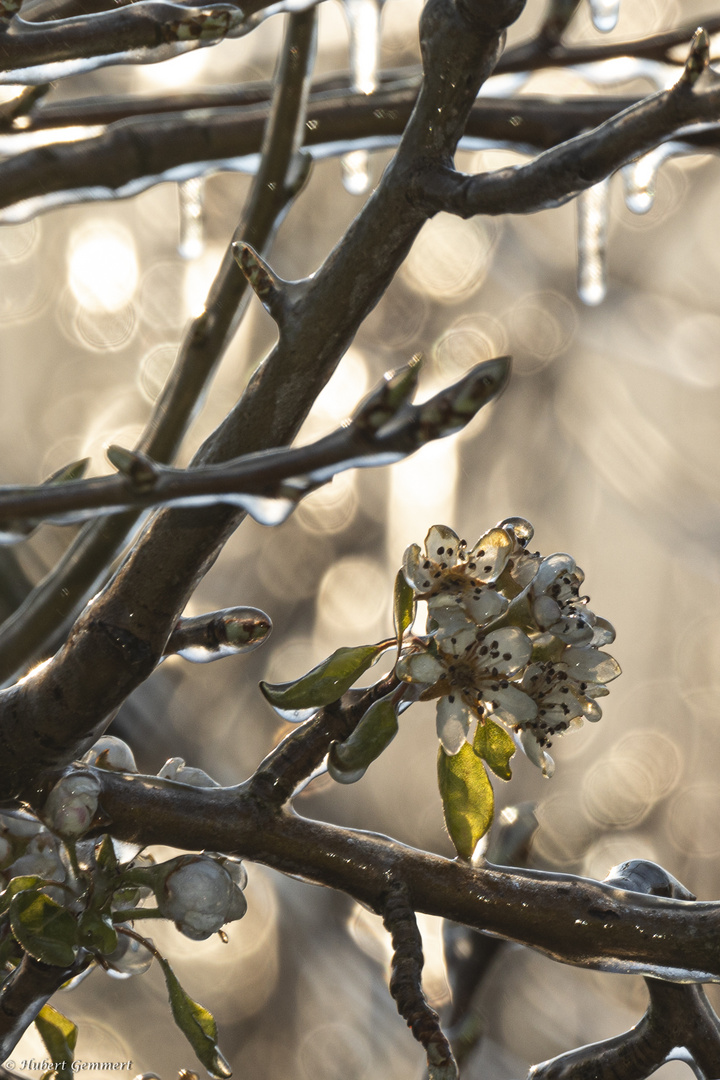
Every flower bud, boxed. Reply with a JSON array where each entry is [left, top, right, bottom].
[[42, 773, 101, 838], [83, 736, 137, 773], [158, 855, 247, 940], [158, 757, 219, 788]]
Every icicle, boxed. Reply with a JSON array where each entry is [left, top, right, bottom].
[[622, 143, 679, 215], [340, 0, 384, 195], [177, 176, 205, 259], [587, 0, 619, 33], [576, 178, 610, 306], [341, 149, 371, 196]]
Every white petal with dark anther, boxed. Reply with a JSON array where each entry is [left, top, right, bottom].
[[437, 625, 477, 660], [487, 683, 538, 726], [427, 593, 474, 635], [465, 528, 512, 580], [396, 650, 445, 685], [463, 585, 508, 625], [520, 730, 555, 778], [563, 647, 621, 684], [537, 690, 584, 726], [476, 627, 532, 677], [424, 524, 462, 567], [403, 543, 434, 592], [533, 594, 563, 630], [436, 694, 471, 755], [551, 613, 595, 646], [532, 553, 576, 595]]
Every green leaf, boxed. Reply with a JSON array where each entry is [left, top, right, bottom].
[[157, 954, 231, 1079], [473, 719, 515, 782], [35, 1003, 78, 1069], [95, 834, 119, 874], [260, 643, 388, 717], [393, 570, 415, 652], [437, 743, 494, 859], [329, 698, 399, 781], [9, 890, 79, 967], [78, 911, 118, 955], [0, 875, 43, 915]]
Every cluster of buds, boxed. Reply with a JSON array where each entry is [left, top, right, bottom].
[[396, 519, 620, 776]]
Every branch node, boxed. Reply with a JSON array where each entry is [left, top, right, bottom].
[[231, 242, 296, 326], [106, 445, 159, 491]]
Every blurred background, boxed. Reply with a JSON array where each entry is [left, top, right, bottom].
[[3, 0, 720, 1075]]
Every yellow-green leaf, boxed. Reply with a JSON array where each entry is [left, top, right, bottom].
[[35, 1004, 77, 1068], [329, 697, 399, 781], [393, 569, 415, 652], [260, 643, 388, 720], [157, 954, 231, 1079], [473, 719, 515, 782], [10, 891, 78, 967], [438, 743, 494, 859]]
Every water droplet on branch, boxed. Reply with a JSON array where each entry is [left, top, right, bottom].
[[587, 0, 620, 33]]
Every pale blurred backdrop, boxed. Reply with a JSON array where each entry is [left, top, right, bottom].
[[4, 0, 720, 1075]]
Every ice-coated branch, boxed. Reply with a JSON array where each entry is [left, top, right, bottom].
[[0, 356, 509, 534], [0, 2, 244, 84], [498, 10, 720, 75], [0, 7, 318, 685], [530, 861, 720, 1080], [383, 880, 457, 1080], [418, 35, 720, 217], [0, 0, 521, 789], [41, 769, 720, 988], [247, 673, 399, 806]]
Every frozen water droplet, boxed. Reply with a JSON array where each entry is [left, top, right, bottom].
[[576, 178, 610, 306], [341, 148, 371, 195], [177, 176, 205, 260], [622, 143, 677, 215], [588, 0, 619, 32], [170, 606, 272, 663], [340, 0, 383, 193]]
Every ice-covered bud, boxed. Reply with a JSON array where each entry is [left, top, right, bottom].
[[158, 757, 220, 788], [0, 835, 11, 865], [106, 929, 154, 979], [42, 773, 101, 838], [8, 848, 66, 883], [158, 855, 247, 941], [83, 736, 137, 773]]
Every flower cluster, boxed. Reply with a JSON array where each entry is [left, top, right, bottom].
[[396, 519, 620, 775]]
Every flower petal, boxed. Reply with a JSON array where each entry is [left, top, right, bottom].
[[463, 585, 508, 626], [396, 651, 445, 685], [532, 553, 576, 595], [476, 627, 533, 677], [563, 648, 621, 684], [590, 616, 616, 647], [437, 625, 477, 659], [403, 543, 435, 593], [519, 730, 555, 778], [427, 593, 473, 635], [436, 694, 472, 755], [424, 525, 462, 568], [486, 684, 538, 726], [465, 528, 512, 580]]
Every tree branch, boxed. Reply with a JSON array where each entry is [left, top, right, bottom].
[[57, 770, 720, 986], [418, 56, 720, 217], [0, 2, 243, 84], [0, 6, 318, 685], [0, 0, 518, 793]]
